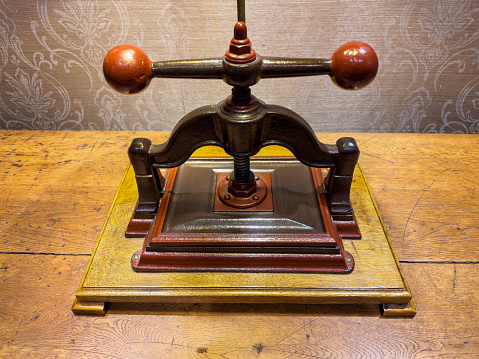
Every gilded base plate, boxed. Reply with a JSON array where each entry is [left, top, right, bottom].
[[73, 156, 415, 317]]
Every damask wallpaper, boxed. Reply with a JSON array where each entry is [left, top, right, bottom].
[[0, 0, 478, 133]]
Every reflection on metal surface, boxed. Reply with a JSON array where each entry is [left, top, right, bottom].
[[161, 158, 325, 234], [168, 217, 316, 234]]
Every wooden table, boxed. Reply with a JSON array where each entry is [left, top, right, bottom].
[[0, 131, 477, 358]]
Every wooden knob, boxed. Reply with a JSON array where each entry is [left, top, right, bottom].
[[330, 41, 378, 90], [103, 45, 152, 94]]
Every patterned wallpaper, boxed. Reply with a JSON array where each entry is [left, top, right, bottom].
[[0, 0, 478, 133]]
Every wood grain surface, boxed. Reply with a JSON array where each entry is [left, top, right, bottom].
[[0, 131, 478, 358]]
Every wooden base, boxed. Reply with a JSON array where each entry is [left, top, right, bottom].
[[73, 158, 415, 317]]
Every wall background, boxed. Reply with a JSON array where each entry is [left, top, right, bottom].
[[0, 0, 478, 133]]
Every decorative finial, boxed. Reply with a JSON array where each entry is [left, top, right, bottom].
[[225, 22, 256, 64]]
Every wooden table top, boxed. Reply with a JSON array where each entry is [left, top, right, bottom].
[[0, 131, 477, 358]]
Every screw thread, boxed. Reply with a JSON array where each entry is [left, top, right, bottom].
[[232, 156, 253, 183], [231, 86, 251, 104]]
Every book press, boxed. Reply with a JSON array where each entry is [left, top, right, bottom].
[[73, 1, 415, 317]]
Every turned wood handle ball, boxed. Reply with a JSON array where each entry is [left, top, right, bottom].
[[103, 45, 152, 94], [330, 41, 378, 90]]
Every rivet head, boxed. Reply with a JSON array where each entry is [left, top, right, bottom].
[[252, 194, 259, 200], [345, 257, 353, 264], [132, 254, 140, 261], [224, 194, 231, 200]]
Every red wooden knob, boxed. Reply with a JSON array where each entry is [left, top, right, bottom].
[[103, 45, 152, 94], [330, 41, 378, 90]]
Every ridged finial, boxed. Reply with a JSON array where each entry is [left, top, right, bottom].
[[225, 22, 256, 64]]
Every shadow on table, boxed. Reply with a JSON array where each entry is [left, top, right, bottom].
[[107, 302, 381, 317]]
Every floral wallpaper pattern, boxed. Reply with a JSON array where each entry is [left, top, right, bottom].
[[0, 0, 478, 133]]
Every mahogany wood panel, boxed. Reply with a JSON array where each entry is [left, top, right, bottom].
[[0, 131, 477, 357]]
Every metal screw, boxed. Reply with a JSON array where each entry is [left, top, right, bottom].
[[252, 194, 259, 200], [132, 254, 140, 261], [224, 194, 231, 200], [345, 257, 353, 264], [255, 176, 259, 181]]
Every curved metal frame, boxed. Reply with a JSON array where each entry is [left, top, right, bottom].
[[128, 93, 359, 221]]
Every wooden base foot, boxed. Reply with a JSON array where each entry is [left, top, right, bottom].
[[71, 299, 108, 316], [380, 300, 416, 318]]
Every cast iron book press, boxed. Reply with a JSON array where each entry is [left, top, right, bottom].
[[73, 2, 415, 317]]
